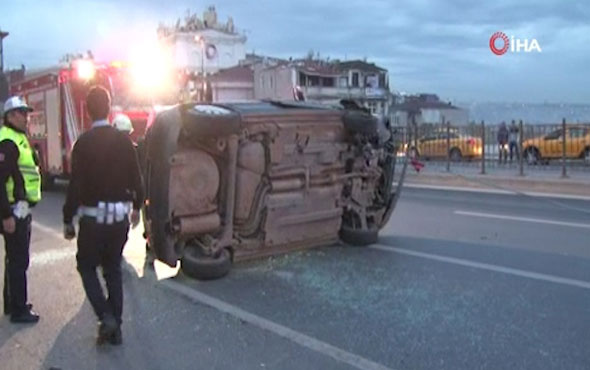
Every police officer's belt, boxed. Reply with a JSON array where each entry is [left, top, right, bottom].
[[78, 202, 131, 224]]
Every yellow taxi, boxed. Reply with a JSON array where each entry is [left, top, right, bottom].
[[522, 125, 590, 164], [409, 131, 483, 161]]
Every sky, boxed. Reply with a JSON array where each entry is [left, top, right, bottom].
[[1, 0, 589, 103]]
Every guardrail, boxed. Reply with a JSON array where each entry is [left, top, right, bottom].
[[394, 119, 590, 178]]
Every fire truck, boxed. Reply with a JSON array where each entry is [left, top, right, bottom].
[[9, 58, 150, 187]]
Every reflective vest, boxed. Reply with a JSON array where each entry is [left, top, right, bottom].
[[0, 125, 42, 203]]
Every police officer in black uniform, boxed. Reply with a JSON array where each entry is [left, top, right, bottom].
[[63, 86, 143, 345], [0, 96, 42, 324]]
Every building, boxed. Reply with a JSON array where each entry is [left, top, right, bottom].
[[157, 6, 247, 75], [254, 58, 391, 116], [208, 65, 254, 102], [391, 94, 469, 126]]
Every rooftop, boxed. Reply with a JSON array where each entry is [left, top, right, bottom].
[[209, 65, 253, 83]]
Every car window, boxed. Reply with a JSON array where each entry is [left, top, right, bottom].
[[569, 128, 587, 138], [544, 129, 562, 140], [421, 135, 437, 142], [437, 132, 458, 140]]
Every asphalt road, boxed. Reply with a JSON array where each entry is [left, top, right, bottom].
[[1, 186, 589, 370]]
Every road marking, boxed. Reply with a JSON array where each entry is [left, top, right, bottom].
[[32, 221, 63, 238], [371, 244, 590, 290], [454, 210, 590, 229], [160, 278, 393, 370], [27, 222, 391, 369], [404, 183, 590, 201], [31, 248, 76, 266]]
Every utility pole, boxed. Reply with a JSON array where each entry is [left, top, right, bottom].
[[1, 29, 9, 72]]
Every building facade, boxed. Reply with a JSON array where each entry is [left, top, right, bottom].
[[208, 65, 254, 102], [157, 6, 247, 75], [254, 59, 391, 116]]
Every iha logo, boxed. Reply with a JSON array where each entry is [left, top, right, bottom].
[[489, 31, 542, 55]]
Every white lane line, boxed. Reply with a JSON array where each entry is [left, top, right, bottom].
[[160, 278, 393, 370], [405, 183, 514, 195], [454, 210, 590, 229], [29, 222, 77, 266], [31, 248, 76, 266], [371, 244, 590, 290], [32, 221, 63, 238], [404, 183, 590, 201]]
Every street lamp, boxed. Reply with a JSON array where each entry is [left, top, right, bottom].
[[194, 35, 205, 101], [1, 30, 9, 72]]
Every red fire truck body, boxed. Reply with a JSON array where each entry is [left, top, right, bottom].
[[9, 60, 149, 184]]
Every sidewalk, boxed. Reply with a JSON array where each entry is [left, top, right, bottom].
[[404, 162, 590, 198]]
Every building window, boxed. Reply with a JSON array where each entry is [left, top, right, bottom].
[[379, 73, 386, 88], [308, 75, 320, 87], [299, 72, 307, 86], [339, 77, 348, 87], [321, 77, 335, 87], [351, 72, 359, 87]]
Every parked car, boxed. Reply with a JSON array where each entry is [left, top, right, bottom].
[[409, 130, 482, 161], [141, 101, 404, 280], [522, 125, 590, 164]]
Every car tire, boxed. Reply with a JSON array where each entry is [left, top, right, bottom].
[[180, 104, 242, 139], [525, 147, 540, 165], [450, 148, 462, 162], [339, 226, 378, 246], [181, 246, 232, 280], [342, 110, 378, 136]]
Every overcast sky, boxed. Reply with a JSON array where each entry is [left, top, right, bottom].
[[2, 0, 589, 103]]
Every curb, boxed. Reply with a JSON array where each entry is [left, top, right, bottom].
[[404, 172, 590, 198]]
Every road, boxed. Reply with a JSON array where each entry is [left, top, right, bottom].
[[1, 186, 589, 370]]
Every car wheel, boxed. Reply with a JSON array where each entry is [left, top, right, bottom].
[[339, 226, 378, 246], [181, 246, 232, 280], [450, 148, 462, 162], [525, 148, 540, 165], [342, 110, 378, 136]]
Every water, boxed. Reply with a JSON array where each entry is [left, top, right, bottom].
[[457, 102, 590, 125]]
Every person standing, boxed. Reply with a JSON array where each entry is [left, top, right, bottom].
[[508, 120, 520, 162], [0, 96, 41, 323], [62, 86, 143, 345], [497, 121, 509, 164]]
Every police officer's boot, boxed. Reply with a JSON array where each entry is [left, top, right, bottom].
[[96, 313, 118, 345], [108, 326, 122, 346], [10, 305, 40, 324]]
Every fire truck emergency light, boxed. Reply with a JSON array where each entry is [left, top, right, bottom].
[[76, 59, 96, 80]]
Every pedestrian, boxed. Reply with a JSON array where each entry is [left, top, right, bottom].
[[0, 96, 41, 324], [62, 86, 144, 345], [508, 120, 520, 162], [497, 121, 509, 164]]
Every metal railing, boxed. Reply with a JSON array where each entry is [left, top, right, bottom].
[[395, 119, 590, 178]]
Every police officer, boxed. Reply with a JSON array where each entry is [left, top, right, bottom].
[[0, 96, 41, 324], [112, 113, 133, 138], [62, 86, 143, 345]]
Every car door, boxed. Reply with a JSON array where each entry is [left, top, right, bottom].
[[567, 127, 587, 158], [541, 129, 563, 158], [418, 134, 437, 158]]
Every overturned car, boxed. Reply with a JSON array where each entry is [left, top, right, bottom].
[[142, 101, 406, 280]]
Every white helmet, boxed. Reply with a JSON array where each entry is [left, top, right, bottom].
[[3, 96, 33, 115], [112, 114, 133, 133]]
